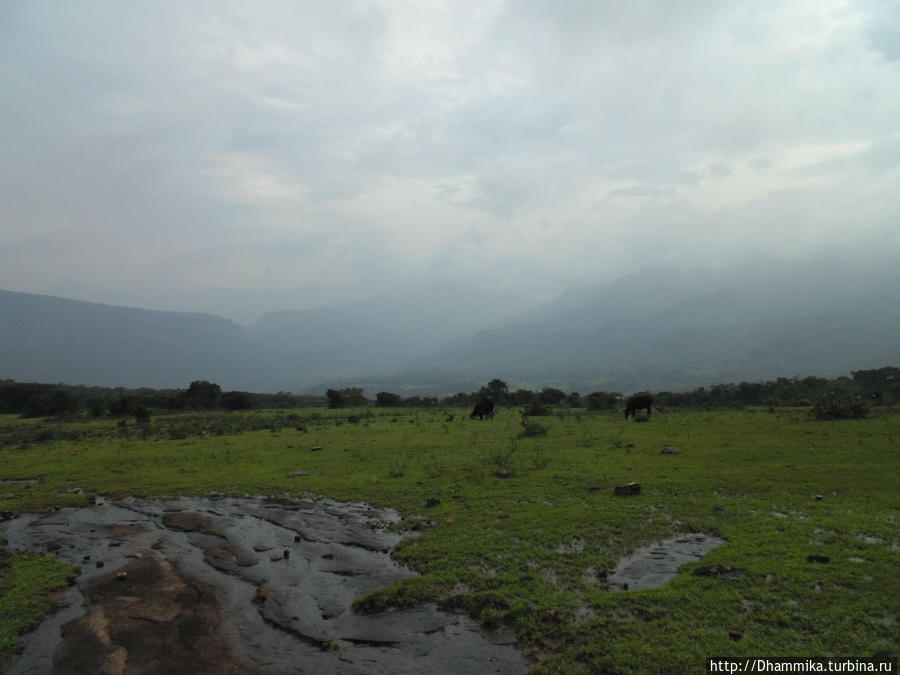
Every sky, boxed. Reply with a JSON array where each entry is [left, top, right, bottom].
[[2, 1, 899, 324]]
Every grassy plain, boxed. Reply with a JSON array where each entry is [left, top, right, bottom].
[[1, 406, 897, 673]]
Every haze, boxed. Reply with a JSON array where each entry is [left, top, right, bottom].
[[2, 1, 899, 325]]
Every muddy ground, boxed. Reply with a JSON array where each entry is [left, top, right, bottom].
[[606, 533, 725, 591], [1, 496, 528, 674]]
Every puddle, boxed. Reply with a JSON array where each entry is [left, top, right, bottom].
[[607, 534, 726, 591], [555, 538, 584, 555], [0, 496, 528, 674]]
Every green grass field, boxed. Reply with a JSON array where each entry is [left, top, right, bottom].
[[1, 406, 897, 672]]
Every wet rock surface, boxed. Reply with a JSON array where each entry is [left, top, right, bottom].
[[1, 496, 527, 674], [607, 533, 726, 591], [52, 549, 255, 675]]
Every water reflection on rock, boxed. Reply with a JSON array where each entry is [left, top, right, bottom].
[[1, 496, 527, 674], [607, 534, 726, 591]]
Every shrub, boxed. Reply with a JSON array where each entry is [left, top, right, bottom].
[[522, 402, 550, 416], [221, 391, 258, 410], [108, 394, 137, 417], [812, 391, 870, 420], [520, 418, 548, 437], [86, 398, 106, 417], [375, 391, 402, 407]]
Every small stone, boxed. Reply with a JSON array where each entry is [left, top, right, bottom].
[[614, 482, 641, 496], [693, 564, 747, 580], [661, 446, 680, 455], [426, 497, 441, 508]]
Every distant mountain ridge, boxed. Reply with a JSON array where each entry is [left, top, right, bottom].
[[2, 261, 898, 394], [0, 289, 255, 389], [413, 262, 900, 392]]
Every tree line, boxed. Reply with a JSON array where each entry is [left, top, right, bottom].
[[334, 368, 899, 412], [0, 380, 324, 418], [1, 367, 897, 418]]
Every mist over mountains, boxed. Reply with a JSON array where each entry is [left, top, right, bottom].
[[2, 261, 898, 395]]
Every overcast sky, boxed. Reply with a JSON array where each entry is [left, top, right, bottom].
[[2, 1, 899, 323]]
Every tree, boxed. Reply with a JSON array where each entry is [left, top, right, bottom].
[[509, 389, 537, 405], [86, 398, 106, 417], [586, 392, 619, 410], [325, 389, 344, 408], [375, 391, 402, 407], [539, 387, 566, 405], [485, 378, 509, 402], [108, 394, 137, 417], [221, 391, 258, 410], [183, 380, 222, 410], [326, 387, 368, 408], [32, 389, 79, 417], [403, 395, 439, 407], [442, 392, 473, 407], [852, 367, 900, 402]]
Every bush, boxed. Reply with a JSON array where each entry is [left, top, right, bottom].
[[375, 392, 402, 407], [86, 398, 106, 417], [520, 418, 548, 437], [22, 389, 79, 418], [812, 391, 870, 420], [326, 387, 368, 409], [522, 402, 550, 416], [108, 394, 137, 417], [221, 391, 258, 410], [586, 392, 619, 410]]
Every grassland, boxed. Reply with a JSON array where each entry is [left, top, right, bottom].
[[1, 406, 897, 672]]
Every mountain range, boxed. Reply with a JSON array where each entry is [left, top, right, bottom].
[[2, 261, 898, 395]]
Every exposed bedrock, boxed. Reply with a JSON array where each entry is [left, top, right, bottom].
[[1, 496, 527, 675]]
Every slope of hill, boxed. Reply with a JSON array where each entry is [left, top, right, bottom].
[[2, 261, 898, 394], [0, 290, 256, 389], [397, 262, 900, 393]]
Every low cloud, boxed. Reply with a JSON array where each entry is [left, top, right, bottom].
[[1, 0, 898, 320]]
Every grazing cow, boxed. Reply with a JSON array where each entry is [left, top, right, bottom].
[[470, 399, 495, 420], [625, 394, 653, 420]]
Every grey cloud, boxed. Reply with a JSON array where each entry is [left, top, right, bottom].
[[707, 163, 735, 179], [1, 1, 899, 321], [608, 185, 670, 198]]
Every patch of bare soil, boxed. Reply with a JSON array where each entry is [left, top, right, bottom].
[[51, 549, 254, 675]]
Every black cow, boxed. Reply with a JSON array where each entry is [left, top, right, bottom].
[[624, 394, 653, 420], [470, 399, 495, 420]]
